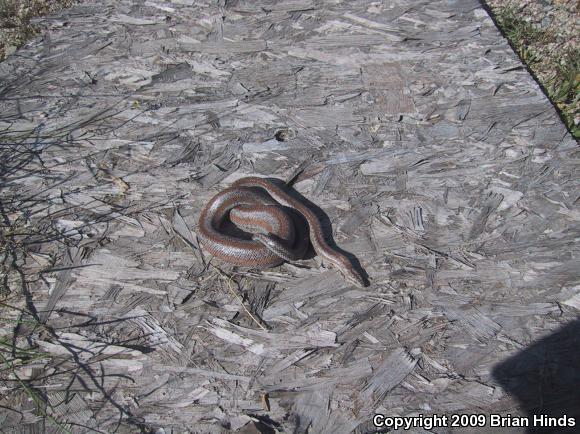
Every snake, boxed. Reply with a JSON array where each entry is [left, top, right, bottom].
[[197, 176, 367, 287]]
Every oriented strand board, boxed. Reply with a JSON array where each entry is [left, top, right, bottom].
[[0, 0, 578, 433]]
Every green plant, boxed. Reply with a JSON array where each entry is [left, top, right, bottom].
[[490, 5, 579, 139], [496, 7, 546, 45], [547, 49, 580, 137]]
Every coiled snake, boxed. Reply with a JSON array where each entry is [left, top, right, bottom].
[[197, 176, 367, 287]]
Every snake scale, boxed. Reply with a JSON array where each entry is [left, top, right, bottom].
[[197, 176, 367, 287]]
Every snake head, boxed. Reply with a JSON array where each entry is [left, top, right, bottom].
[[342, 267, 368, 288]]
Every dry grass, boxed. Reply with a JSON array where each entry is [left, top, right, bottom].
[[0, 125, 73, 432], [483, 2, 579, 138], [0, 0, 76, 60]]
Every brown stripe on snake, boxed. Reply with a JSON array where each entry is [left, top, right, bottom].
[[197, 176, 368, 287]]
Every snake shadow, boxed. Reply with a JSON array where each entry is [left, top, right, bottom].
[[265, 177, 369, 286], [492, 318, 580, 433]]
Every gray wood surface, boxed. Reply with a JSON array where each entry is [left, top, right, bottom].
[[0, 0, 578, 433]]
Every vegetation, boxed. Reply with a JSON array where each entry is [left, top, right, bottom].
[[0, 0, 75, 59], [0, 126, 74, 432], [490, 5, 579, 138]]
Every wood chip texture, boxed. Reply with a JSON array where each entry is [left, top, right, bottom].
[[0, 0, 578, 433]]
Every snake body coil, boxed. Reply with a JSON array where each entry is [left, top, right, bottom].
[[197, 176, 366, 287]]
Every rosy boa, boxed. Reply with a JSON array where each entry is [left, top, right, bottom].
[[198, 176, 367, 287]]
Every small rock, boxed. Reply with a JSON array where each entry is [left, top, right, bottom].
[[541, 16, 551, 28]]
